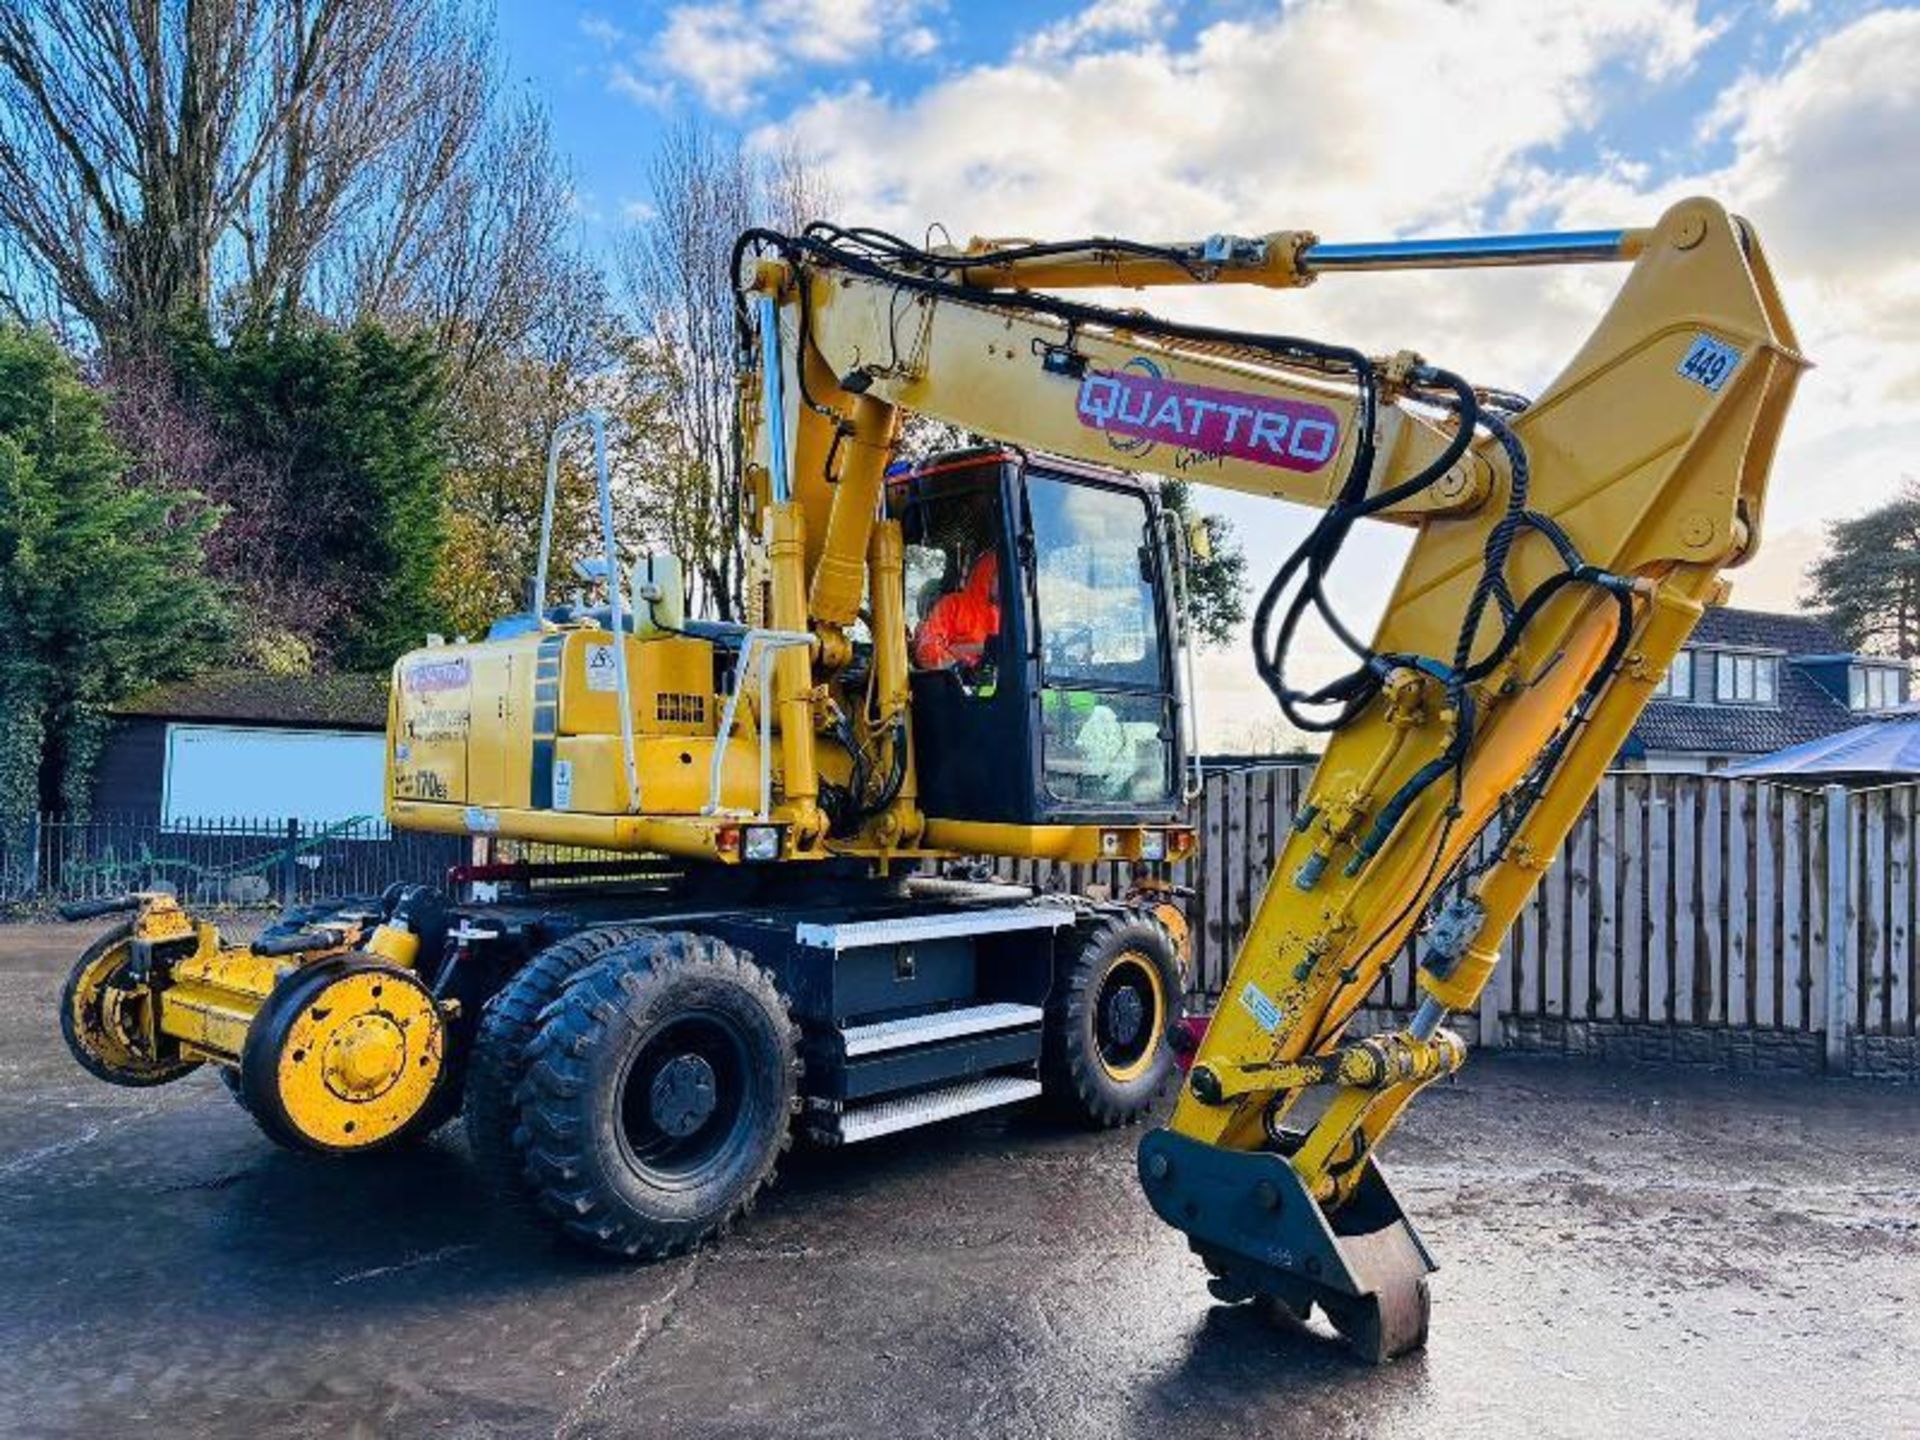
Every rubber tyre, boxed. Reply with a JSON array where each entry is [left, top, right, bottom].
[[463, 924, 660, 1203], [514, 932, 798, 1258], [1042, 910, 1181, 1128], [237, 956, 450, 1156], [59, 921, 200, 1087]]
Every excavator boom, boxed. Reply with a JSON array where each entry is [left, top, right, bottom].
[[740, 198, 1804, 1357]]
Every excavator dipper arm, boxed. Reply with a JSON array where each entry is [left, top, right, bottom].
[[738, 197, 1804, 1358]]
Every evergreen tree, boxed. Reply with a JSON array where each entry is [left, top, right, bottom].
[[1158, 476, 1248, 648], [1807, 481, 1920, 658], [0, 326, 225, 828], [171, 320, 449, 670]]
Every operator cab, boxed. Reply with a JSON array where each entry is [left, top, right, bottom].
[[892, 448, 1191, 828]]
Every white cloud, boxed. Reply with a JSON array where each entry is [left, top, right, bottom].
[[1017, 0, 1171, 62], [743, 1, 1917, 735], [897, 25, 940, 59], [1502, 10, 1920, 546], [578, 13, 624, 48], [636, 0, 943, 113], [769, 0, 1716, 240]]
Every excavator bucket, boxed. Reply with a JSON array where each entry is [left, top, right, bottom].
[[1138, 1128, 1434, 1363]]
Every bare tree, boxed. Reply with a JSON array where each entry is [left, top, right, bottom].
[[433, 261, 652, 638], [0, 0, 535, 356], [100, 347, 345, 666], [616, 123, 831, 622]]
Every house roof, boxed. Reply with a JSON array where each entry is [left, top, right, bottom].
[[1688, 606, 1846, 653], [1628, 605, 1856, 758], [113, 671, 390, 730]]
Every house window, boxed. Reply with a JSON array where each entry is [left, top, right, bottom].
[[1851, 664, 1904, 711], [1651, 651, 1692, 700], [1714, 652, 1777, 705]]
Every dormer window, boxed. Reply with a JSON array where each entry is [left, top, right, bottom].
[[1651, 651, 1693, 699], [1715, 652, 1777, 705], [1850, 663, 1905, 711]]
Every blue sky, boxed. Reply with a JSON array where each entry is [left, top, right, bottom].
[[498, 1, 1875, 245], [493, 0, 1920, 747]]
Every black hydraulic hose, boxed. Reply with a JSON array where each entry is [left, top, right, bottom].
[[734, 227, 1379, 383], [735, 225, 1655, 882], [801, 221, 1215, 280], [1348, 683, 1477, 870]]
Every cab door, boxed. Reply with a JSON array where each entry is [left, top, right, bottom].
[[1018, 466, 1181, 825]]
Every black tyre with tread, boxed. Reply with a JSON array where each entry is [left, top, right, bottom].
[[1042, 909, 1181, 1128], [463, 923, 659, 1202], [514, 931, 798, 1258]]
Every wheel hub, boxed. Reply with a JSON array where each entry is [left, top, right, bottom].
[[1104, 986, 1146, 1048], [262, 966, 445, 1150], [1093, 951, 1165, 1084], [322, 1013, 408, 1100], [649, 1053, 719, 1137]]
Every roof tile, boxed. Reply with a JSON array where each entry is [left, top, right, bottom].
[[113, 671, 389, 729]]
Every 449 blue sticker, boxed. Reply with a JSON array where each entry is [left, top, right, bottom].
[[1678, 333, 1742, 393]]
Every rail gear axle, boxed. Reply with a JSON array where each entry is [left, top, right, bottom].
[[59, 887, 459, 1154], [58, 196, 1800, 1361]]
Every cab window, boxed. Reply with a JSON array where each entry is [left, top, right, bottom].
[[1028, 473, 1172, 805], [900, 471, 1004, 692], [1028, 475, 1164, 688]]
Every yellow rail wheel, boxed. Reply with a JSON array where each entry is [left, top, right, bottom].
[[1042, 911, 1181, 1128], [238, 957, 448, 1155], [60, 921, 200, 1087]]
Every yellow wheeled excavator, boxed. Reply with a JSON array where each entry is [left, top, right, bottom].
[[59, 195, 1800, 1361]]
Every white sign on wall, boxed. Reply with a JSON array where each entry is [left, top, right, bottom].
[[162, 724, 387, 827]]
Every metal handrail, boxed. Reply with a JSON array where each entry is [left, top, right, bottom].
[[535, 411, 641, 813], [703, 628, 815, 821]]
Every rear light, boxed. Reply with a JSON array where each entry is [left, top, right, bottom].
[[742, 825, 782, 862], [1140, 830, 1168, 862]]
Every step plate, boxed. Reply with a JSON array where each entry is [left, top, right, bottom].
[[822, 1076, 1043, 1145], [795, 904, 1074, 953], [840, 1002, 1044, 1057]]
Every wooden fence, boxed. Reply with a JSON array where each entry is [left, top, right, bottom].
[[1002, 768, 1920, 1068]]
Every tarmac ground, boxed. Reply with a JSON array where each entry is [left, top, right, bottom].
[[1, 919, 1915, 1438]]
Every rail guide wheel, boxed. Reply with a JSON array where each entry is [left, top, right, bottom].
[[239, 957, 448, 1154], [60, 921, 200, 1087]]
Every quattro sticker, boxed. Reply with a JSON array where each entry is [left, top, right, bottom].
[[1076, 358, 1342, 472], [404, 657, 469, 693]]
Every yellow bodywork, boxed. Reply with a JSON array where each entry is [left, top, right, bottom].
[[75, 894, 452, 1152], [729, 197, 1802, 1206], [382, 537, 1190, 867], [369, 195, 1796, 1224]]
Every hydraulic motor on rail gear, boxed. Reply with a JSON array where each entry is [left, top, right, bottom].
[[59, 195, 1801, 1362]]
